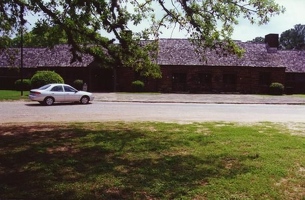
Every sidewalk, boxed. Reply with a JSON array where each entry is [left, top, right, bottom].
[[93, 93, 305, 105]]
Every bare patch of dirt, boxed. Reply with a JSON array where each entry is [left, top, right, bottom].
[[284, 122, 305, 136]]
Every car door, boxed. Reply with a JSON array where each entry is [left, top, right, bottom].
[[63, 85, 80, 102], [50, 85, 65, 102]]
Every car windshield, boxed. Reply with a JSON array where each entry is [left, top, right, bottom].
[[38, 84, 51, 90]]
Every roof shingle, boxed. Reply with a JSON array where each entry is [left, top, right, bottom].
[[1, 39, 305, 72], [0, 45, 93, 68]]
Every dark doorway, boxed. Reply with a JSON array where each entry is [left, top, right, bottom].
[[198, 73, 212, 92], [223, 74, 237, 92], [90, 68, 113, 92], [172, 73, 187, 92]]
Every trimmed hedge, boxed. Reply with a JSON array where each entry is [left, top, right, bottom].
[[73, 79, 84, 90], [31, 71, 64, 88], [14, 79, 31, 91], [269, 82, 284, 95], [131, 80, 145, 92]]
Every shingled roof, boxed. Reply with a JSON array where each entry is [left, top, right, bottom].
[[0, 45, 93, 68], [157, 39, 305, 72], [1, 39, 305, 72]]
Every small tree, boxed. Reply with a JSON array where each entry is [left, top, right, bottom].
[[31, 70, 64, 88]]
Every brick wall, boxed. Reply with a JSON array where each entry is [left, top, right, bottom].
[[0, 65, 287, 94], [157, 65, 286, 94]]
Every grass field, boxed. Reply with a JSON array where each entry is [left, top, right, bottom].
[[0, 90, 29, 101], [1, 122, 305, 199]]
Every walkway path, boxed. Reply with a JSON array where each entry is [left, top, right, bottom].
[[93, 93, 305, 105]]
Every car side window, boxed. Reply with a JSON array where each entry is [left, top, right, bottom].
[[51, 85, 63, 92], [64, 86, 77, 92]]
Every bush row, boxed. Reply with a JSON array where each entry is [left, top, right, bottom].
[[14, 70, 84, 91]]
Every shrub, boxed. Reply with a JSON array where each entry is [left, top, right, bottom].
[[14, 79, 31, 91], [31, 71, 64, 88], [73, 79, 83, 90], [131, 80, 145, 92], [269, 82, 284, 95]]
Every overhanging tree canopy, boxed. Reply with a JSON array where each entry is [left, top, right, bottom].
[[0, 0, 284, 78], [9, 24, 68, 47]]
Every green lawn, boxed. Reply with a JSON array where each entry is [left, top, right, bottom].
[[0, 90, 29, 101], [0, 122, 305, 199]]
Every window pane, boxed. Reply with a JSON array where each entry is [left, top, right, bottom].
[[259, 72, 271, 85], [64, 86, 77, 92], [223, 74, 236, 85], [51, 85, 63, 92], [199, 73, 212, 85]]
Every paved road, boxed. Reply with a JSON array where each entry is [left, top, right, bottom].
[[1, 101, 305, 123]]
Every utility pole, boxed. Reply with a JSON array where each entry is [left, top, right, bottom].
[[20, 5, 26, 96], [20, 23, 24, 96]]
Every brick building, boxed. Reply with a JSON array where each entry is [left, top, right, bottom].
[[1, 34, 305, 94]]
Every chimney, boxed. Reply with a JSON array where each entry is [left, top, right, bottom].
[[265, 34, 279, 53]]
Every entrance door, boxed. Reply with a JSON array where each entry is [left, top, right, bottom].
[[90, 68, 113, 92], [172, 73, 187, 92], [223, 74, 237, 92]]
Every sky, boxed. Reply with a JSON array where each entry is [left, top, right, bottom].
[[157, 0, 305, 41], [230, 0, 305, 41]]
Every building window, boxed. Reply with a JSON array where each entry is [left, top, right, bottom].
[[286, 73, 295, 82], [199, 73, 212, 85], [223, 74, 236, 85], [259, 72, 271, 86], [172, 73, 186, 83]]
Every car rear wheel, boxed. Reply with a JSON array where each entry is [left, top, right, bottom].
[[80, 96, 89, 104], [44, 97, 54, 106]]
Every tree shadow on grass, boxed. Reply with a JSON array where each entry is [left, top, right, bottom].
[[0, 124, 257, 199]]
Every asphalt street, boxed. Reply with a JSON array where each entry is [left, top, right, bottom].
[[1, 100, 305, 123]]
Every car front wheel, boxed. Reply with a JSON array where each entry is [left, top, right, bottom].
[[80, 96, 89, 104], [44, 97, 54, 106]]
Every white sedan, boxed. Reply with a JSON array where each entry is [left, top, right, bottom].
[[29, 83, 94, 105]]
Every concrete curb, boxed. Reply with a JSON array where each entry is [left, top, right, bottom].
[[98, 100, 305, 105]]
